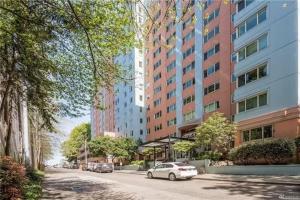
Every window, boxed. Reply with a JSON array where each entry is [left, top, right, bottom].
[[140, 130, 143, 135], [237, 0, 254, 12], [203, 26, 219, 43], [183, 45, 195, 59], [166, 20, 175, 32], [238, 92, 268, 113], [154, 98, 161, 107], [183, 111, 195, 122], [167, 61, 176, 72], [166, 32, 176, 45], [154, 72, 161, 82], [183, 78, 195, 90], [242, 125, 272, 142], [166, 46, 175, 58], [238, 63, 267, 87], [167, 89, 176, 99], [238, 34, 268, 62], [147, 128, 150, 134], [204, 82, 220, 95], [183, 95, 195, 105], [154, 60, 161, 70], [167, 104, 176, 113], [204, 44, 219, 60], [153, 47, 161, 58], [154, 124, 162, 131], [204, 0, 213, 10], [183, 29, 195, 44], [183, 14, 194, 30], [167, 75, 176, 85], [154, 111, 162, 119], [139, 61, 142, 68], [183, 61, 195, 74], [139, 95, 143, 101], [153, 10, 161, 21], [203, 62, 220, 78], [204, 8, 219, 25], [204, 101, 220, 113], [167, 118, 177, 126], [140, 118, 143, 123], [154, 86, 162, 94]]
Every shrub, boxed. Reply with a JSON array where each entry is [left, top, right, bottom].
[[229, 138, 296, 165], [295, 137, 300, 149], [23, 168, 44, 200], [196, 151, 222, 161], [0, 156, 26, 200], [130, 160, 144, 166]]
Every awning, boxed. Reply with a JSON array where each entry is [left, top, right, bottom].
[[140, 136, 194, 148]]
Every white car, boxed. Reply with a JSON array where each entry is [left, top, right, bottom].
[[147, 162, 197, 181]]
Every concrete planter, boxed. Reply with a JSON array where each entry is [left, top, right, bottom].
[[206, 164, 300, 176]]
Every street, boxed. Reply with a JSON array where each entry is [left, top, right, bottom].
[[42, 168, 300, 200]]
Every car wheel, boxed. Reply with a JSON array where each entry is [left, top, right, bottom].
[[147, 172, 153, 179], [169, 173, 176, 181], [186, 177, 192, 180]]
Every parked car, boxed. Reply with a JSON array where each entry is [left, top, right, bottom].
[[94, 163, 113, 173], [147, 162, 197, 181], [87, 162, 96, 171]]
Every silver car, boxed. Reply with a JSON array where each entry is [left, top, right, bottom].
[[147, 162, 197, 181]]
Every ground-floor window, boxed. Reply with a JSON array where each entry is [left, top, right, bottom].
[[242, 124, 272, 142]]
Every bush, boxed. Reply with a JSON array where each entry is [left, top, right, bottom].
[[229, 138, 296, 165], [23, 168, 44, 200], [0, 156, 26, 200], [196, 151, 222, 161], [130, 160, 144, 166], [295, 137, 300, 149], [0, 157, 44, 200]]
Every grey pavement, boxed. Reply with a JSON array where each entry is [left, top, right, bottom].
[[114, 170, 300, 185], [42, 168, 300, 200]]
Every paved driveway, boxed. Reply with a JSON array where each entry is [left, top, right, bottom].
[[42, 168, 300, 200]]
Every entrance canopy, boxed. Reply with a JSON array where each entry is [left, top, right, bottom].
[[140, 136, 194, 148]]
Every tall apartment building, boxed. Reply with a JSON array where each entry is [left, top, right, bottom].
[[145, 0, 235, 141], [91, 88, 115, 138], [91, 3, 146, 141], [233, 0, 300, 144]]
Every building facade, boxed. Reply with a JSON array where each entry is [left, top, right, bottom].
[[145, 0, 235, 141], [91, 2, 147, 142], [233, 0, 300, 144]]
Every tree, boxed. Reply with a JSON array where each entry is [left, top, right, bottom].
[[61, 123, 91, 162], [173, 141, 195, 155], [88, 136, 137, 162], [0, 0, 136, 157], [195, 112, 237, 158]]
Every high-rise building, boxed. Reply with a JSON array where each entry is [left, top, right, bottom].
[[91, 2, 146, 141], [233, 0, 300, 144], [145, 0, 235, 141]]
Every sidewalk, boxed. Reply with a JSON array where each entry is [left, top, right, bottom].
[[114, 170, 300, 185]]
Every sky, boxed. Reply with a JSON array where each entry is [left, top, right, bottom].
[[46, 114, 91, 165]]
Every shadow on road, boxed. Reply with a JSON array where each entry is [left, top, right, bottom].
[[42, 176, 136, 200], [202, 181, 300, 200]]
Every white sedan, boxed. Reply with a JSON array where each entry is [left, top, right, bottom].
[[147, 162, 197, 181]]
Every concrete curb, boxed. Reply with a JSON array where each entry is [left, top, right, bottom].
[[113, 170, 300, 186], [193, 177, 300, 186]]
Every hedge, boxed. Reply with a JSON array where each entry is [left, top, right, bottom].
[[229, 138, 296, 165], [295, 137, 300, 149]]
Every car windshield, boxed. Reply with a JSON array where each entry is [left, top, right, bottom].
[[174, 163, 189, 166]]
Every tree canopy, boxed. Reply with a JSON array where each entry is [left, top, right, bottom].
[[195, 112, 236, 157], [172, 141, 195, 154], [0, 0, 137, 133], [61, 123, 91, 162], [88, 136, 138, 162]]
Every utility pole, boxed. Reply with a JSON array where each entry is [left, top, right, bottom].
[[84, 137, 88, 166]]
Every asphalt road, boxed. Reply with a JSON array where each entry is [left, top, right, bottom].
[[42, 168, 300, 200]]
